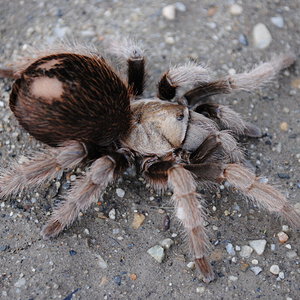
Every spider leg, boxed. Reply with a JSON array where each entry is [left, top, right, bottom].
[[110, 38, 145, 95], [157, 62, 211, 100], [143, 160, 214, 283], [42, 151, 129, 238], [194, 103, 262, 137], [0, 141, 87, 198], [183, 53, 296, 107]]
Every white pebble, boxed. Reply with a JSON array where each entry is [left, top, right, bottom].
[[165, 36, 175, 44], [230, 4, 243, 15], [239, 245, 253, 258], [147, 245, 165, 263], [252, 259, 259, 265], [249, 240, 267, 255], [285, 244, 292, 249], [196, 287, 205, 293], [162, 5, 176, 20], [116, 188, 125, 198], [109, 208, 116, 220], [235, 245, 241, 251], [253, 23, 272, 49], [229, 275, 238, 281], [270, 264, 280, 275], [270, 244, 276, 251], [84, 228, 90, 235], [187, 262, 195, 269], [70, 175, 76, 182], [159, 238, 174, 250], [271, 16, 284, 28], [96, 254, 108, 269], [286, 250, 297, 259], [14, 278, 26, 288], [226, 243, 236, 256], [251, 266, 263, 275], [231, 257, 237, 263], [278, 271, 285, 280]]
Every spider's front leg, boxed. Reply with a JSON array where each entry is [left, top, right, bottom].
[[42, 151, 130, 238], [144, 160, 215, 283], [0, 141, 87, 198], [110, 38, 145, 96]]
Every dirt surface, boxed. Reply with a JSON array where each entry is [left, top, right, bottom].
[[0, 1, 300, 299]]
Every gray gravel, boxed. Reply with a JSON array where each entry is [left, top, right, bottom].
[[1, 1, 300, 299]]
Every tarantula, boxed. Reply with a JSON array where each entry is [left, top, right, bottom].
[[0, 40, 299, 283]]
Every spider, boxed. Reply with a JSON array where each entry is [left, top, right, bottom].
[[0, 40, 299, 283]]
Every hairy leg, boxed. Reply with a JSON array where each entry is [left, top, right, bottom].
[[110, 38, 145, 95], [42, 152, 129, 238], [195, 103, 262, 137], [0, 141, 87, 198], [144, 159, 214, 283], [184, 53, 296, 106], [157, 62, 211, 100]]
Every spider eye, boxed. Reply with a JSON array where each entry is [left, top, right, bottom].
[[176, 114, 184, 121]]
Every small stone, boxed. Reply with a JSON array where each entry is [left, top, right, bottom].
[[251, 266, 263, 275], [165, 36, 175, 44], [84, 228, 90, 235], [235, 245, 241, 251], [187, 262, 195, 269], [271, 244, 276, 251], [226, 243, 236, 256], [14, 278, 26, 288], [279, 122, 289, 131], [69, 250, 77, 256], [162, 5, 176, 20], [159, 238, 174, 250], [0, 245, 9, 251], [196, 286, 205, 293], [270, 264, 280, 275], [277, 173, 290, 179], [147, 245, 165, 263], [249, 240, 267, 255], [232, 257, 237, 263], [239, 34, 248, 46], [252, 259, 259, 265], [131, 213, 145, 229], [278, 271, 285, 279], [282, 225, 289, 232], [240, 263, 250, 272], [109, 208, 116, 220], [116, 188, 125, 198], [175, 2, 186, 12], [239, 245, 253, 258], [229, 4, 243, 15], [285, 244, 292, 249], [229, 275, 238, 281], [271, 16, 284, 28], [277, 231, 289, 243], [253, 23, 272, 49], [70, 175, 76, 182], [96, 255, 108, 269], [207, 5, 218, 17], [286, 250, 297, 259], [114, 275, 122, 286], [129, 273, 137, 280], [291, 78, 300, 89]]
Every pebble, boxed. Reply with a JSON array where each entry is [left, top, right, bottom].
[[286, 250, 297, 259], [270, 264, 280, 275], [159, 238, 174, 250], [277, 173, 290, 179], [96, 254, 108, 269], [0, 245, 9, 251], [271, 16, 284, 28], [279, 122, 289, 131], [69, 250, 77, 256], [229, 275, 238, 281], [175, 2, 186, 12], [252, 259, 259, 265], [114, 275, 122, 286], [14, 278, 26, 288], [239, 34, 248, 46], [165, 36, 175, 44], [253, 23, 272, 49], [251, 266, 263, 275], [147, 245, 165, 263], [70, 175, 76, 182], [109, 208, 116, 220], [196, 287, 205, 293], [226, 243, 236, 256], [162, 5, 176, 20], [229, 4, 243, 15], [129, 273, 137, 280], [240, 263, 250, 272], [291, 78, 300, 89], [116, 188, 125, 198], [239, 245, 253, 258], [278, 271, 285, 280], [131, 213, 145, 229], [249, 240, 267, 255], [277, 231, 289, 243], [271, 244, 276, 251], [282, 225, 289, 232], [187, 262, 195, 269]]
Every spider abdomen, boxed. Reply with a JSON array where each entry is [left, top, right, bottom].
[[9, 53, 132, 147]]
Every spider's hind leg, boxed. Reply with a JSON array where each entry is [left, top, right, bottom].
[[110, 38, 146, 96], [0, 141, 87, 198]]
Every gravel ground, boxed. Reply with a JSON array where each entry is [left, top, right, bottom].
[[0, 1, 300, 299]]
